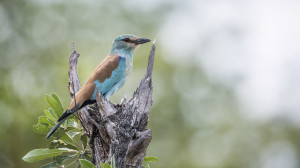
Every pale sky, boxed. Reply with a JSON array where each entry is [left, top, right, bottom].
[[159, 0, 300, 122]]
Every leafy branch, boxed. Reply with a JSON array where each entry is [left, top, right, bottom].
[[22, 93, 158, 168], [23, 93, 89, 167]]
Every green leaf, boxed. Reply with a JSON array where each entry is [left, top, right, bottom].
[[40, 161, 57, 168], [51, 93, 64, 113], [51, 127, 76, 139], [69, 129, 81, 137], [55, 154, 75, 164], [60, 134, 76, 147], [79, 159, 96, 168], [46, 95, 63, 117], [48, 140, 78, 151], [44, 110, 56, 123], [99, 162, 111, 168], [111, 156, 116, 168], [22, 148, 75, 163], [48, 140, 66, 149], [81, 134, 88, 149], [39, 116, 54, 126], [66, 118, 79, 128], [33, 123, 49, 135], [143, 156, 158, 162], [48, 108, 58, 120]]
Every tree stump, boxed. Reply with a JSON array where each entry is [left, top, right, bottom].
[[67, 42, 155, 168]]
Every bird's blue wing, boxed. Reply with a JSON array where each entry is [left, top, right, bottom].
[[91, 56, 126, 99]]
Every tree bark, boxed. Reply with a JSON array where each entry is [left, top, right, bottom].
[[67, 42, 155, 168]]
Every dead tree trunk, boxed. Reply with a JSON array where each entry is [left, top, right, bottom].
[[67, 43, 155, 168]]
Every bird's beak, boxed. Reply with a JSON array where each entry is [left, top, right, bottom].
[[135, 38, 151, 45]]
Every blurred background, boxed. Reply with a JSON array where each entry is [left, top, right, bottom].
[[1, 0, 300, 167]]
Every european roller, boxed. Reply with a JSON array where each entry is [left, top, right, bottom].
[[46, 34, 151, 138]]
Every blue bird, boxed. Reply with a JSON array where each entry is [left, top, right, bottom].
[[46, 34, 151, 138]]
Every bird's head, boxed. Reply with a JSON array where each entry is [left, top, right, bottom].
[[110, 34, 151, 56]]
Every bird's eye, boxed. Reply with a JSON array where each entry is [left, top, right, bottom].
[[123, 38, 130, 42]]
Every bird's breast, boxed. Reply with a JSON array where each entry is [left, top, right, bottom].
[[125, 56, 133, 76]]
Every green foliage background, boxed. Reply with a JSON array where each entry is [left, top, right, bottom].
[[1, 0, 300, 168]]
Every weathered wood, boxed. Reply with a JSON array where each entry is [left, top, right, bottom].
[[68, 42, 93, 137], [67, 43, 155, 168]]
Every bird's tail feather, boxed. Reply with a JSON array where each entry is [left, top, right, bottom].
[[46, 109, 75, 139], [58, 109, 72, 122], [46, 117, 67, 139]]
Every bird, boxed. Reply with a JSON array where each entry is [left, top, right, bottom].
[[46, 34, 151, 139]]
